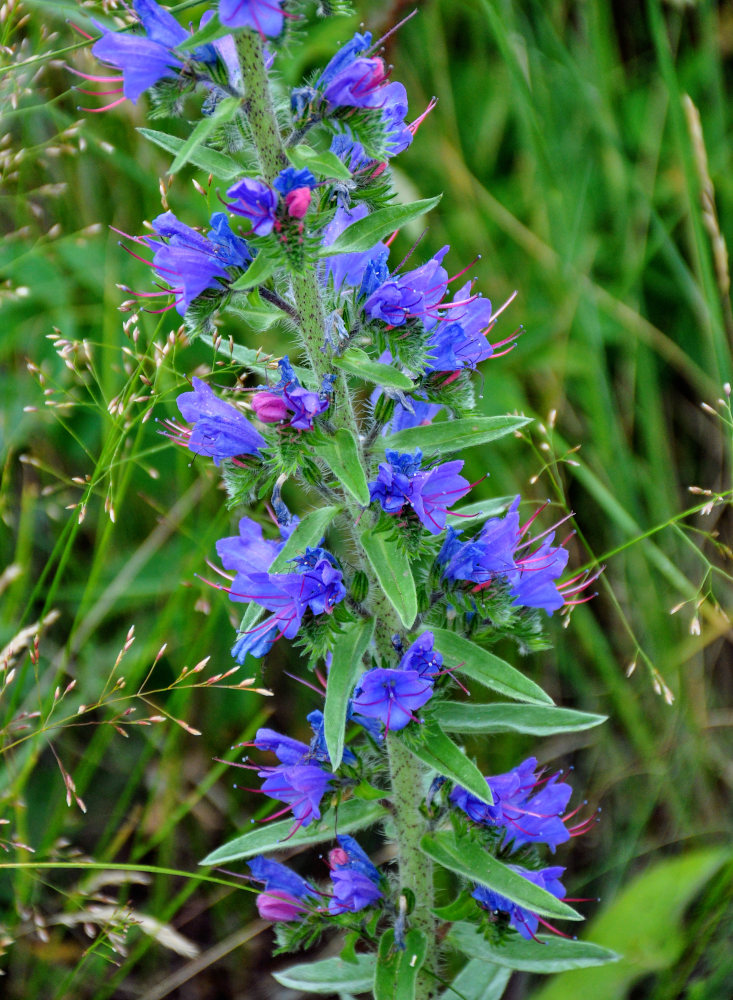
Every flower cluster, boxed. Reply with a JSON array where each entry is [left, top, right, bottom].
[[84, 2, 606, 989]]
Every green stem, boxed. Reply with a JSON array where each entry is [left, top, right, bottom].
[[236, 32, 437, 995]]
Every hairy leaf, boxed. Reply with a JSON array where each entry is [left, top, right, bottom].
[[333, 348, 415, 391], [168, 97, 241, 174], [420, 831, 582, 922], [361, 530, 417, 628], [382, 415, 532, 457], [319, 196, 442, 256], [430, 629, 553, 705], [374, 929, 427, 1000], [440, 960, 511, 1000], [449, 922, 619, 973], [289, 144, 353, 182], [324, 618, 375, 769], [433, 702, 606, 736], [200, 799, 387, 865], [229, 250, 279, 291], [312, 429, 371, 506], [138, 127, 240, 180], [399, 718, 493, 804], [273, 953, 376, 993]]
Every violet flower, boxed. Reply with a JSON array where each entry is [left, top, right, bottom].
[[226, 177, 278, 236], [247, 856, 320, 922], [219, 0, 287, 37], [327, 835, 383, 914], [350, 667, 433, 731], [425, 281, 494, 373], [364, 247, 450, 330], [369, 449, 472, 535], [175, 377, 265, 465], [321, 204, 389, 290], [252, 357, 333, 431], [472, 866, 566, 940], [259, 762, 333, 828]]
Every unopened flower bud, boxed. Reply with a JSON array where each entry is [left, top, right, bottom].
[[328, 847, 349, 867], [256, 889, 307, 922], [252, 392, 289, 423], [350, 570, 369, 603], [285, 187, 312, 219]]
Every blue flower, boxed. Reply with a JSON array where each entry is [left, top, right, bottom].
[[252, 356, 333, 430], [306, 710, 357, 766], [425, 281, 494, 373], [216, 515, 291, 576], [321, 204, 389, 290], [472, 866, 566, 940], [364, 247, 450, 329], [226, 177, 278, 236], [369, 449, 472, 535], [219, 0, 286, 37], [327, 835, 383, 914], [247, 856, 321, 921], [450, 757, 573, 852], [351, 667, 433, 731], [439, 498, 520, 584], [145, 211, 252, 315], [316, 31, 372, 89], [398, 632, 442, 681], [259, 762, 333, 828], [91, 0, 187, 103], [175, 377, 265, 465]]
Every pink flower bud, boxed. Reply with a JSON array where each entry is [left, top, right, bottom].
[[328, 847, 349, 867], [252, 391, 289, 423], [284, 187, 312, 219], [256, 889, 307, 922]]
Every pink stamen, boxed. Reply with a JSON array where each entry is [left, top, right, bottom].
[[409, 96, 438, 136], [66, 67, 123, 83], [68, 21, 94, 40], [80, 97, 128, 112], [76, 87, 124, 96], [489, 289, 518, 323], [536, 915, 572, 939]]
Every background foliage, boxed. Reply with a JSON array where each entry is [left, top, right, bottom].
[[1, 0, 732, 997]]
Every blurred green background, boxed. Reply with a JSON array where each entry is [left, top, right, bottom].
[[1, 0, 732, 997]]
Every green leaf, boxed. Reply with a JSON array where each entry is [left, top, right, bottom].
[[175, 13, 232, 52], [430, 629, 553, 706], [273, 953, 376, 994], [229, 250, 279, 291], [398, 718, 493, 805], [319, 196, 442, 256], [200, 333, 310, 382], [168, 97, 241, 174], [530, 849, 729, 1000], [449, 923, 619, 974], [361, 530, 417, 628], [420, 831, 582, 923], [138, 128, 240, 181], [312, 429, 371, 506], [446, 496, 515, 527], [270, 505, 342, 572], [440, 960, 511, 1000], [374, 929, 427, 1000], [333, 348, 415, 391], [382, 415, 532, 457], [289, 144, 353, 182], [324, 618, 375, 770], [432, 888, 477, 922], [200, 798, 387, 865], [433, 702, 606, 736]]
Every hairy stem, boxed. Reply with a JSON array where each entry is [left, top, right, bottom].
[[236, 32, 437, 994]]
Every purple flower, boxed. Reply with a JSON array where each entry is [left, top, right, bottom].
[[175, 377, 265, 465], [254, 727, 311, 766], [306, 709, 357, 766], [322, 56, 388, 109], [398, 632, 442, 681], [226, 178, 278, 236], [327, 835, 383, 914], [364, 247, 450, 330], [316, 31, 372, 89], [369, 450, 471, 535], [450, 757, 573, 852], [253, 357, 332, 431], [91, 0, 187, 103], [351, 668, 433, 731], [387, 398, 443, 434], [321, 204, 389, 290], [508, 536, 570, 615], [247, 856, 320, 922], [216, 516, 289, 576], [425, 281, 494, 373], [219, 0, 286, 37], [144, 211, 252, 315], [439, 498, 520, 584], [231, 624, 278, 662], [259, 762, 333, 828], [472, 866, 566, 940]]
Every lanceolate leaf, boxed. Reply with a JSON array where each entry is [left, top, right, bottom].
[[168, 97, 241, 174], [333, 348, 415, 391], [398, 719, 493, 805], [420, 831, 582, 923], [448, 922, 619, 973], [272, 953, 376, 993], [200, 799, 387, 865], [138, 128, 240, 180], [374, 929, 427, 1000], [324, 618, 375, 770], [319, 196, 442, 256], [382, 415, 532, 457], [175, 13, 231, 52], [270, 505, 342, 572], [433, 702, 607, 736], [200, 333, 310, 382], [289, 144, 353, 182], [430, 629, 553, 706], [440, 960, 511, 1000], [229, 249, 279, 291], [361, 530, 417, 628], [312, 429, 371, 506]]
